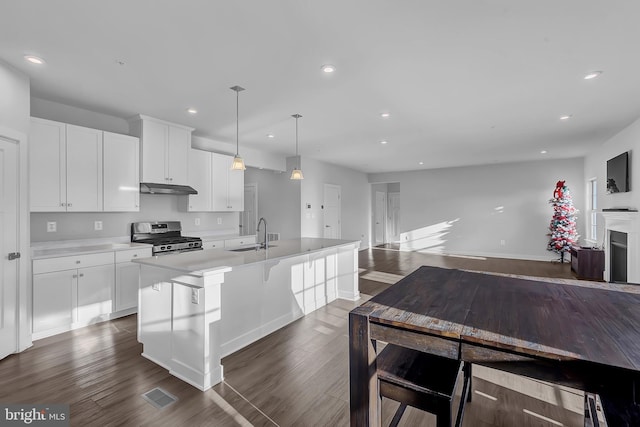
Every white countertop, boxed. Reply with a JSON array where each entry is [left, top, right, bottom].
[[32, 238, 152, 260], [132, 238, 360, 276]]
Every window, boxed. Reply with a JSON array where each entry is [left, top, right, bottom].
[[588, 178, 597, 242]]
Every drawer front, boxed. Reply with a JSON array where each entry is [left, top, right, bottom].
[[33, 251, 115, 274], [115, 247, 152, 263], [204, 240, 225, 250], [225, 236, 256, 248]]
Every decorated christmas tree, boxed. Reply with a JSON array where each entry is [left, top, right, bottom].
[[547, 180, 579, 262]]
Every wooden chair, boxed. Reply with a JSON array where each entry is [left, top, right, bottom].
[[377, 344, 472, 427]]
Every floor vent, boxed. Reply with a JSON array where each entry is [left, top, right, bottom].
[[142, 387, 178, 409]]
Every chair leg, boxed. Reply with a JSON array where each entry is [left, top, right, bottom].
[[389, 403, 407, 427], [436, 409, 452, 427]]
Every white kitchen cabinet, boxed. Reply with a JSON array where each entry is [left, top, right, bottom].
[[211, 152, 244, 211], [30, 118, 66, 211], [203, 239, 225, 250], [103, 132, 140, 211], [224, 236, 256, 248], [32, 270, 75, 333], [30, 118, 121, 212], [130, 115, 193, 186], [66, 124, 103, 211], [76, 264, 114, 322], [32, 251, 115, 338], [186, 148, 212, 211], [115, 247, 152, 311]]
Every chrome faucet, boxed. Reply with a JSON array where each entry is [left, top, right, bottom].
[[257, 217, 268, 249]]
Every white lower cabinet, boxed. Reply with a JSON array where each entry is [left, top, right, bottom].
[[115, 248, 152, 311], [32, 247, 151, 340]]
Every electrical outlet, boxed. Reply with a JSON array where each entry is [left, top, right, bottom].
[[500, 240, 506, 246], [47, 221, 57, 232], [217, 217, 222, 225], [191, 288, 200, 304], [152, 283, 160, 292], [195, 217, 201, 226], [94, 221, 103, 231]]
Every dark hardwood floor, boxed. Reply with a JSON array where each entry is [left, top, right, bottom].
[[0, 248, 583, 426]]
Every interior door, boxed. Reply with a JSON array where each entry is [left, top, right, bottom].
[[323, 184, 341, 239], [240, 184, 257, 236], [375, 191, 386, 245], [388, 192, 401, 243], [0, 136, 18, 359]]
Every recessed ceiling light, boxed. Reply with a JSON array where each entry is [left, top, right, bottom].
[[380, 140, 388, 145], [380, 112, 390, 118], [560, 115, 572, 121], [321, 64, 336, 73], [541, 150, 548, 154], [266, 134, 275, 139], [186, 108, 198, 114], [584, 71, 602, 80], [24, 55, 45, 65], [419, 161, 424, 165]]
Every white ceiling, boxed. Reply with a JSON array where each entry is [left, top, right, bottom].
[[2, 1, 640, 173]]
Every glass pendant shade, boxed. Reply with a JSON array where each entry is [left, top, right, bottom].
[[290, 168, 304, 180], [231, 155, 246, 171]]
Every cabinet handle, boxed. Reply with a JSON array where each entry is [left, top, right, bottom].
[[76, 260, 81, 264], [79, 273, 84, 277], [68, 203, 73, 207], [169, 177, 173, 181], [132, 254, 138, 257], [72, 274, 77, 278], [60, 202, 66, 207]]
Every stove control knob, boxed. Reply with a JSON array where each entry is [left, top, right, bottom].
[[167, 246, 172, 250], [160, 246, 166, 250]]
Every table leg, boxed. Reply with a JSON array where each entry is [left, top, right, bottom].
[[349, 309, 380, 426]]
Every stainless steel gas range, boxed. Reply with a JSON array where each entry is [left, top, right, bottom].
[[131, 221, 202, 255]]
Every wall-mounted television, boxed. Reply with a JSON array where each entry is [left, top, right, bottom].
[[606, 151, 630, 194]]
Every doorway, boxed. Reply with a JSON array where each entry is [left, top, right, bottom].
[[240, 183, 258, 236], [371, 182, 401, 248], [0, 135, 18, 359], [374, 191, 385, 245], [323, 184, 341, 238]]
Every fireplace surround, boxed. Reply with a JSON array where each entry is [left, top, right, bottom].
[[601, 211, 639, 283]]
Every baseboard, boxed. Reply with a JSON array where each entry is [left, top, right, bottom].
[[410, 248, 558, 263]]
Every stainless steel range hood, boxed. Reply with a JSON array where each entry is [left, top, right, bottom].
[[140, 183, 198, 195]]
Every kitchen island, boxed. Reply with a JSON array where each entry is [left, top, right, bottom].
[[134, 237, 360, 391]]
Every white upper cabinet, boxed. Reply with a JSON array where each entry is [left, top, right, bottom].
[[30, 118, 66, 211], [130, 115, 193, 186], [30, 119, 103, 212], [65, 124, 103, 212], [186, 149, 212, 212], [103, 132, 140, 211], [30, 117, 140, 212], [211, 152, 244, 212]]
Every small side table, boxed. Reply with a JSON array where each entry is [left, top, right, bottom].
[[570, 246, 604, 281]]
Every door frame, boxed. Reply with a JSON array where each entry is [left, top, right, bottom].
[[374, 191, 386, 245], [0, 125, 31, 355], [387, 191, 401, 243]]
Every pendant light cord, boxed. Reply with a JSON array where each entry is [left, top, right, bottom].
[[236, 89, 239, 156]]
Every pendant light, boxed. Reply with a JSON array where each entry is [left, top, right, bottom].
[[290, 114, 304, 180], [230, 85, 246, 170]]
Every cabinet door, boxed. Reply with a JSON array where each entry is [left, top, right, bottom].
[[33, 270, 75, 333], [187, 149, 212, 211], [77, 264, 114, 322], [29, 118, 66, 211], [104, 132, 140, 211], [228, 166, 244, 211], [140, 120, 168, 183], [66, 124, 103, 211], [167, 126, 191, 185], [115, 261, 141, 312], [211, 152, 231, 211]]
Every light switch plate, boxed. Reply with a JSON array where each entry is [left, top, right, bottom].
[[217, 217, 222, 225], [94, 221, 103, 231], [195, 218, 201, 226], [191, 288, 200, 304], [47, 221, 57, 232]]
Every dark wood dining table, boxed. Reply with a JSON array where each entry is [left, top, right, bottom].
[[349, 266, 640, 426]]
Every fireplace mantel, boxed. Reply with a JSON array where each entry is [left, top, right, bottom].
[[601, 211, 639, 283]]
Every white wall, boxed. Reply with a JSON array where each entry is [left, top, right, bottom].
[[244, 167, 301, 240], [369, 158, 585, 261], [31, 97, 129, 134], [299, 157, 370, 249], [192, 135, 286, 172], [0, 61, 30, 134], [584, 116, 640, 244]]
